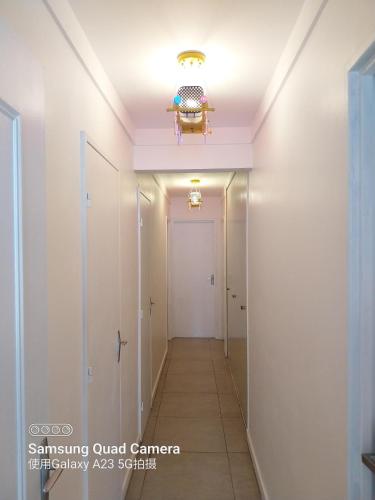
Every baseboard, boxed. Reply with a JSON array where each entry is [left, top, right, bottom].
[[151, 346, 168, 401], [121, 434, 141, 499], [246, 428, 269, 500]]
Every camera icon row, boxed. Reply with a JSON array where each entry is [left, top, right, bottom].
[[29, 423, 73, 436]]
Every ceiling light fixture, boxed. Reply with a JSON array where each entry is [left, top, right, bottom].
[[167, 51, 215, 144], [188, 179, 203, 209]]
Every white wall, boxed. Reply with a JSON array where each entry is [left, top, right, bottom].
[[137, 175, 169, 393], [168, 196, 225, 339], [247, 1, 375, 499], [0, 3, 138, 499], [134, 127, 253, 171]]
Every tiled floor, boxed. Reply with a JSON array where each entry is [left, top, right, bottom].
[[125, 338, 261, 500]]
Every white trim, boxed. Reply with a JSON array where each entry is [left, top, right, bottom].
[[247, 429, 269, 500], [43, 0, 135, 143], [152, 348, 168, 401], [14, 111, 26, 500], [0, 100, 26, 500], [136, 187, 142, 437], [250, 0, 328, 142], [348, 40, 375, 500], [79, 131, 89, 500], [245, 171, 250, 430], [165, 215, 169, 353], [223, 191, 228, 356], [137, 188, 153, 436], [121, 435, 141, 498]]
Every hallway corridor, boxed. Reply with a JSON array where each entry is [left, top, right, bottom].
[[126, 338, 260, 500]]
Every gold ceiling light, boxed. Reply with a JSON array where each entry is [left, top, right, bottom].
[[177, 50, 206, 66], [167, 51, 214, 144], [187, 179, 203, 209]]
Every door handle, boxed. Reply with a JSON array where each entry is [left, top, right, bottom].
[[43, 468, 63, 494], [240, 305, 247, 310], [150, 298, 156, 306], [117, 330, 128, 363], [210, 274, 215, 286], [362, 454, 375, 474], [232, 294, 237, 299], [40, 437, 64, 499]]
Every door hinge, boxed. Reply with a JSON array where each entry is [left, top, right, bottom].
[[86, 192, 92, 207], [141, 401, 144, 412], [139, 217, 143, 227], [87, 366, 93, 383], [139, 309, 144, 320]]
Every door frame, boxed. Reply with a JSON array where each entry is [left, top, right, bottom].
[[224, 171, 250, 427], [80, 131, 120, 500], [348, 40, 375, 499], [168, 218, 217, 340], [137, 188, 153, 437], [0, 99, 26, 500]]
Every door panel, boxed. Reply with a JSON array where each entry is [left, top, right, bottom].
[[169, 221, 215, 338], [86, 144, 121, 500], [139, 193, 152, 434], [226, 172, 248, 421]]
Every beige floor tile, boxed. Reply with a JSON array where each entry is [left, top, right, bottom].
[[168, 359, 213, 374], [131, 339, 260, 500], [171, 344, 211, 360], [159, 393, 220, 418], [209, 340, 225, 359], [213, 358, 229, 370], [166, 340, 173, 359], [141, 452, 235, 500], [214, 369, 235, 393], [222, 418, 249, 452], [228, 453, 261, 500], [209, 338, 224, 349], [163, 372, 217, 393], [219, 393, 242, 417], [211, 351, 226, 360], [125, 469, 145, 500], [154, 416, 226, 452]]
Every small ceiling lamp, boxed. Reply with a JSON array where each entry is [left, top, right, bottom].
[[188, 179, 203, 209], [167, 51, 215, 144]]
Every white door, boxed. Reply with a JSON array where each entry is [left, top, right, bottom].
[[0, 26, 47, 500], [85, 141, 121, 500], [169, 221, 215, 338], [226, 172, 248, 421], [138, 192, 152, 435]]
